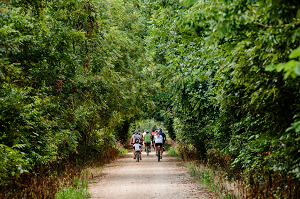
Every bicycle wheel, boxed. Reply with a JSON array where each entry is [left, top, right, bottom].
[[146, 146, 149, 156], [137, 152, 139, 162], [157, 147, 160, 162]]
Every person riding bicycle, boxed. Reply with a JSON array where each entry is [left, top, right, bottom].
[[151, 130, 156, 148], [144, 130, 152, 152], [138, 129, 144, 144], [131, 130, 141, 159], [142, 130, 147, 148], [154, 131, 163, 159], [158, 128, 166, 151], [133, 138, 142, 160]]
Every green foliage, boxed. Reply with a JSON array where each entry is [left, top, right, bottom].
[[55, 178, 90, 199], [0, 144, 30, 186], [167, 147, 179, 157], [1, 0, 151, 197], [118, 148, 128, 156], [146, 0, 300, 197], [2, 0, 300, 197], [188, 162, 237, 198], [135, 119, 163, 132], [267, 46, 300, 79]]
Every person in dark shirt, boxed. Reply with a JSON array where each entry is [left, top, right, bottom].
[[158, 128, 166, 151]]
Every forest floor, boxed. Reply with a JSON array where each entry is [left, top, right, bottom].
[[88, 145, 216, 199]]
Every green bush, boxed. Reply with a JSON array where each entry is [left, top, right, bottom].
[[55, 178, 90, 199], [0, 144, 30, 186]]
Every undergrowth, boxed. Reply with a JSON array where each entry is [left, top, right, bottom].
[[168, 146, 181, 158], [168, 144, 237, 198], [169, 143, 300, 198], [1, 145, 119, 198], [188, 162, 237, 199], [55, 177, 90, 199], [118, 147, 128, 156]]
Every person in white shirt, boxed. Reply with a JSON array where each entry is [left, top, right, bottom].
[[154, 132, 163, 159], [131, 130, 141, 159], [133, 139, 142, 160]]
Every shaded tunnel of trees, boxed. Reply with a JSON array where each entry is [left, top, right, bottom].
[[1, 0, 300, 198]]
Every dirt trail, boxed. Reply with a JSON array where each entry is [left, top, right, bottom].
[[89, 147, 216, 199]]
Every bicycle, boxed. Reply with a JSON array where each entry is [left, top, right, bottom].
[[135, 150, 141, 162], [132, 142, 142, 162], [156, 145, 162, 162], [145, 143, 150, 156]]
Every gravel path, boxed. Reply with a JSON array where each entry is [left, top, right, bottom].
[[88, 148, 216, 199]]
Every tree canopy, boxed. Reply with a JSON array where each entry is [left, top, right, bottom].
[[145, 0, 300, 197], [1, 0, 300, 198]]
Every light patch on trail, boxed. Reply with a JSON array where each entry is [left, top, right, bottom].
[[89, 149, 215, 199]]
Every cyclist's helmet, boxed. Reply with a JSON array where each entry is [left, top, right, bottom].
[[134, 130, 138, 134], [146, 130, 149, 133], [135, 139, 139, 143]]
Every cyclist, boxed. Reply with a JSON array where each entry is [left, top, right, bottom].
[[151, 130, 156, 149], [131, 130, 141, 159], [158, 128, 166, 151], [133, 139, 142, 160], [154, 131, 163, 159], [144, 130, 152, 152], [142, 130, 147, 149], [138, 129, 143, 144]]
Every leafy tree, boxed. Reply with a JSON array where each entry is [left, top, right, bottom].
[[0, 0, 151, 196], [146, 0, 300, 196]]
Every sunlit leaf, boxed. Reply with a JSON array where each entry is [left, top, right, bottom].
[[289, 47, 300, 59]]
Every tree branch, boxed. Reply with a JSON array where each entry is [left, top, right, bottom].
[[253, 20, 300, 28], [253, 22, 273, 28]]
